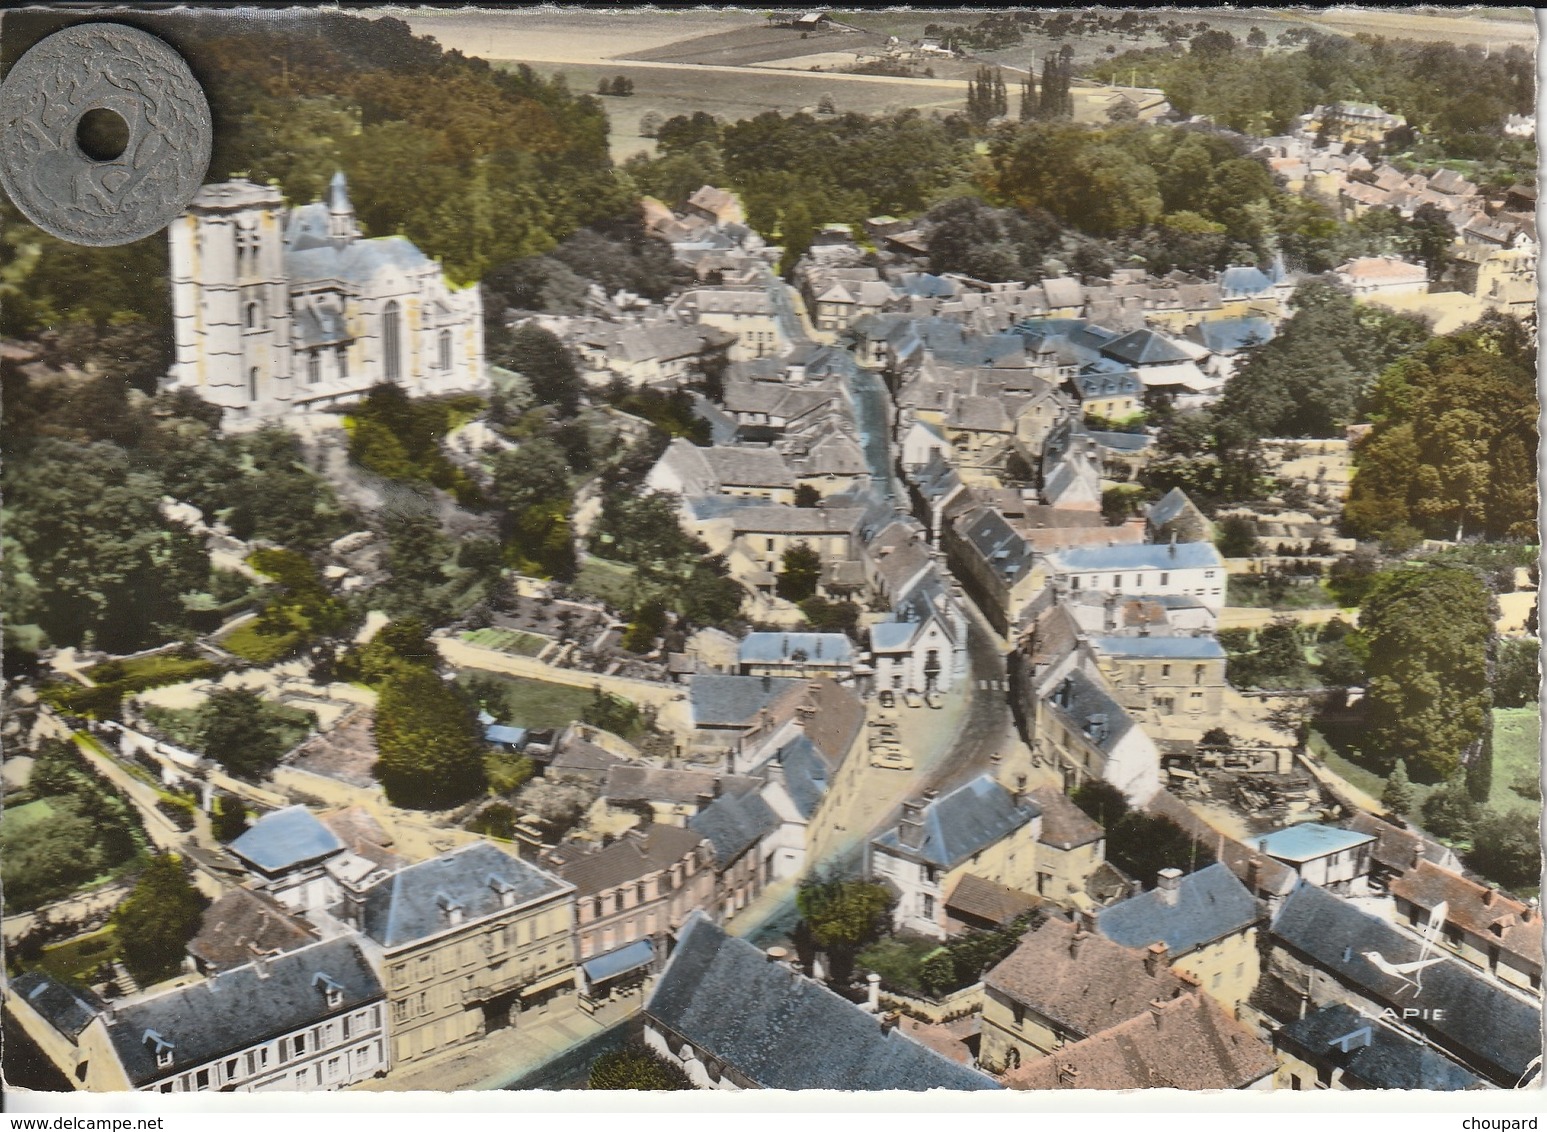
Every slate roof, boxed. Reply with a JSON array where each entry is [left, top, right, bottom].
[[727, 505, 866, 536], [1044, 667, 1134, 756], [1091, 636, 1227, 660], [689, 674, 806, 728], [956, 506, 1035, 587], [1218, 265, 1275, 297], [1005, 991, 1275, 1090], [1274, 1004, 1487, 1091], [604, 765, 760, 806], [985, 917, 1193, 1037], [1270, 882, 1542, 1085], [355, 842, 570, 949], [1189, 317, 1274, 354], [1071, 362, 1143, 401], [556, 825, 706, 897], [1050, 541, 1221, 573], [738, 632, 854, 666], [1101, 328, 1192, 367], [10, 971, 102, 1040], [1388, 860, 1543, 970], [1146, 487, 1194, 529], [646, 913, 999, 1090], [1098, 863, 1261, 956], [228, 806, 345, 876], [1254, 822, 1375, 864], [187, 887, 318, 974], [776, 734, 828, 819], [582, 938, 654, 984], [702, 446, 796, 489], [688, 783, 782, 868], [872, 775, 1038, 870], [1344, 812, 1462, 876], [286, 233, 432, 288], [485, 724, 528, 747], [102, 938, 382, 1087], [870, 620, 918, 651], [1027, 786, 1104, 851], [945, 874, 1042, 927]]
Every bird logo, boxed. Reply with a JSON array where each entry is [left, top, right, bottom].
[[1361, 900, 1448, 997]]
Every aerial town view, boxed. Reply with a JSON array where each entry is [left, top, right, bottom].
[[0, 5, 1540, 1100]]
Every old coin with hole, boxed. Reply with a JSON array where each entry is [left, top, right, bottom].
[[0, 22, 211, 246]]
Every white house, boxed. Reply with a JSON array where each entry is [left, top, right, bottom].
[[1045, 542, 1228, 614]]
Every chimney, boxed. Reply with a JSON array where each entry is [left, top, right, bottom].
[[253, 952, 271, 980], [899, 799, 926, 850], [1078, 908, 1098, 935], [1482, 886, 1496, 907], [1258, 838, 1269, 855], [1144, 942, 1168, 977], [1056, 1063, 1079, 1087], [1525, 898, 1539, 924], [1156, 867, 1183, 905], [866, 971, 881, 1013], [1069, 922, 1088, 959], [880, 1011, 900, 1034], [1148, 996, 1167, 1025], [1246, 856, 1262, 893], [696, 791, 715, 814], [766, 946, 789, 964]]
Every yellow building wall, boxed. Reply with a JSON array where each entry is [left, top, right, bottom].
[[1171, 927, 1260, 1012]]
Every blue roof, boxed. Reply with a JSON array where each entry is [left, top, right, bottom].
[[690, 674, 805, 727], [229, 806, 344, 875], [738, 632, 854, 666], [1052, 542, 1221, 573], [355, 842, 569, 949], [870, 620, 917, 651], [582, 938, 654, 983], [1045, 668, 1134, 755], [1146, 487, 1194, 528], [1092, 636, 1226, 660], [646, 913, 999, 1091], [873, 774, 1038, 869], [1219, 265, 1275, 297], [1086, 430, 1154, 453], [777, 734, 828, 820], [1275, 1004, 1486, 1091], [484, 724, 528, 746], [1098, 862, 1261, 955], [1072, 362, 1143, 400], [1255, 823, 1375, 864]]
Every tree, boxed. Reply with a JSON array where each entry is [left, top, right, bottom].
[[196, 688, 292, 781], [374, 668, 487, 809], [1493, 637, 1541, 707], [794, 483, 821, 508], [589, 1044, 693, 1090], [1071, 780, 1129, 829], [1467, 810, 1541, 891], [1381, 759, 1416, 817], [211, 794, 250, 842], [1419, 775, 1481, 842], [501, 324, 583, 416], [581, 689, 643, 737], [796, 877, 894, 986], [1215, 516, 1262, 559], [1361, 566, 1493, 781], [113, 854, 208, 986], [511, 779, 593, 841], [776, 543, 822, 603]]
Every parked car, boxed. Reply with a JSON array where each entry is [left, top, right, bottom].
[[903, 689, 923, 709], [923, 690, 943, 710], [878, 689, 896, 708]]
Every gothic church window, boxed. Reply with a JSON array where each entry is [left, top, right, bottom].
[[383, 301, 402, 382]]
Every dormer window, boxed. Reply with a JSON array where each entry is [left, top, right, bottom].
[[490, 875, 517, 909], [436, 892, 465, 925], [313, 972, 345, 1010], [144, 1030, 174, 1070]]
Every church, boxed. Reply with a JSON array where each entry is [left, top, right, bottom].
[[167, 172, 484, 428]]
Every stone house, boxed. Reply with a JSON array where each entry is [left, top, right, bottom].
[[1086, 634, 1229, 727], [737, 631, 856, 682], [674, 288, 786, 361], [1273, 1003, 1487, 1091], [1003, 989, 1275, 1090], [10, 938, 386, 1092], [1037, 663, 1162, 805], [643, 913, 998, 1090], [342, 841, 575, 1067], [1096, 863, 1263, 1010], [687, 779, 783, 920], [1024, 785, 1107, 908], [979, 915, 1195, 1074], [601, 765, 762, 828], [646, 438, 798, 505], [1044, 541, 1228, 614], [1264, 882, 1541, 1089], [869, 775, 1043, 938], [186, 886, 318, 976], [555, 825, 715, 980], [1388, 860, 1543, 996]]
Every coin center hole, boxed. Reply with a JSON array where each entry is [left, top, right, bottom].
[[76, 108, 130, 162]]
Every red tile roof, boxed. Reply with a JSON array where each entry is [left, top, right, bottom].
[[1389, 859, 1543, 970]]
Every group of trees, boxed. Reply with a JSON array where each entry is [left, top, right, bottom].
[[1071, 781, 1216, 886], [591, 490, 744, 632], [371, 625, 488, 810], [965, 66, 1009, 127], [596, 75, 635, 97], [1344, 313, 1538, 543], [111, 854, 207, 986], [482, 209, 688, 316], [1088, 30, 1535, 165]]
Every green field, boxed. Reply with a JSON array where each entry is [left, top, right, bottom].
[[31, 927, 121, 987], [461, 628, 549, 657], [457, 672, 603, 731], [573, 557, 639, 609], [221, 609, 308, 665], [1490, 707, 1542, 819]]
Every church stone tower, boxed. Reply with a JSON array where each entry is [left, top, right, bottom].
[[169, 181, 294, 423]]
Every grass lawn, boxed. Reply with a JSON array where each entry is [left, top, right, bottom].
[[1309, 724, 1436, 818], [33, 927, 120, 987], [573, 557, 639, 609], [456, 672, 603, 731], [1226, 578, 1340, 610], [86, 653, 219, 688], [1489, 707, 1542, 819], [221, 609, 308, 665], [460, 627, 548, 657]]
